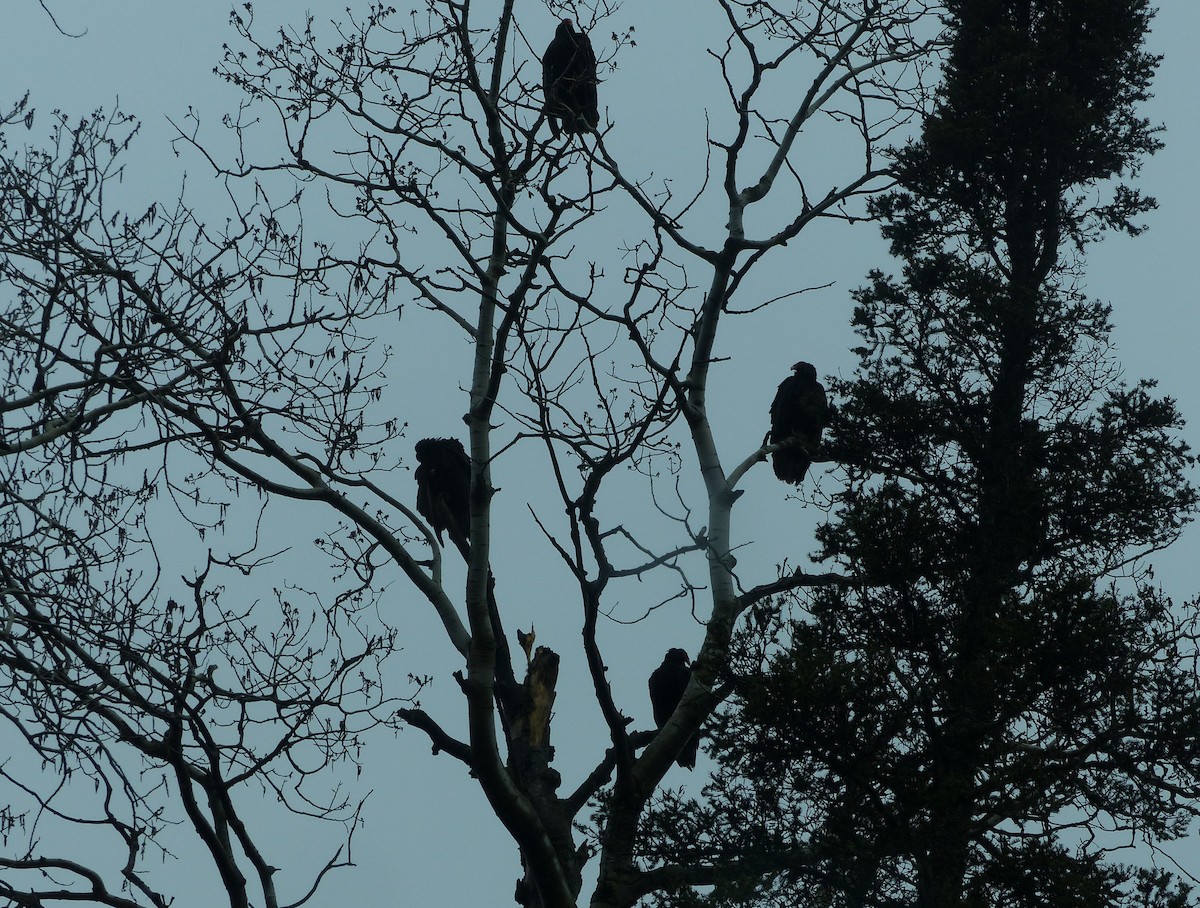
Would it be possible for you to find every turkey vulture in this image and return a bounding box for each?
[542,19,599,138]
[415,439,517,691]
[768,361,830,485]
[414,437,472,555]
[648,648,701,770]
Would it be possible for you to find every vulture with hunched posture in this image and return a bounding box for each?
[414,438,472,555]
[542,19,599,138]
[414,439,515,685]
[648,648,701,770]
[768,361,830,485]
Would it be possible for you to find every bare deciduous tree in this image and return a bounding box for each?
[1,3,941,906]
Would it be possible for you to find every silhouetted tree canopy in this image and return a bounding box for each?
[639,2,1200,907]
[3,2,1196,907]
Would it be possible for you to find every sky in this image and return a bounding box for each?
[2,1,1199,905]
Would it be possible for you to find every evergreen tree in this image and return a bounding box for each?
[644,2,1200,905]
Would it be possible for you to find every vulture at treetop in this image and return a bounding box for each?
[648,648,701,770]
[542,19,599,138]
[414,437,472,555]
[768,361,830,485]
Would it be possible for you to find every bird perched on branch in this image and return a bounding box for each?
[767,361,830,485]
[414,437,472,555]
[648,648,701,769]
[542,19,599,138]
[415,438,517,697]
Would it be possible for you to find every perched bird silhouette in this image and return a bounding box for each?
[767,361,830,485]
[414,438,472,556]
[414,438,517,689]
[648,648,701,769]
[542,19,599,138]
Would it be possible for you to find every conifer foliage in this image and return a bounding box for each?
[657,3,1200,906]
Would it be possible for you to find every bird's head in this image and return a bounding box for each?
[792,361,817,381]
[666,648,690,666]
[415,438,452,462]
[558,18,576,35]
